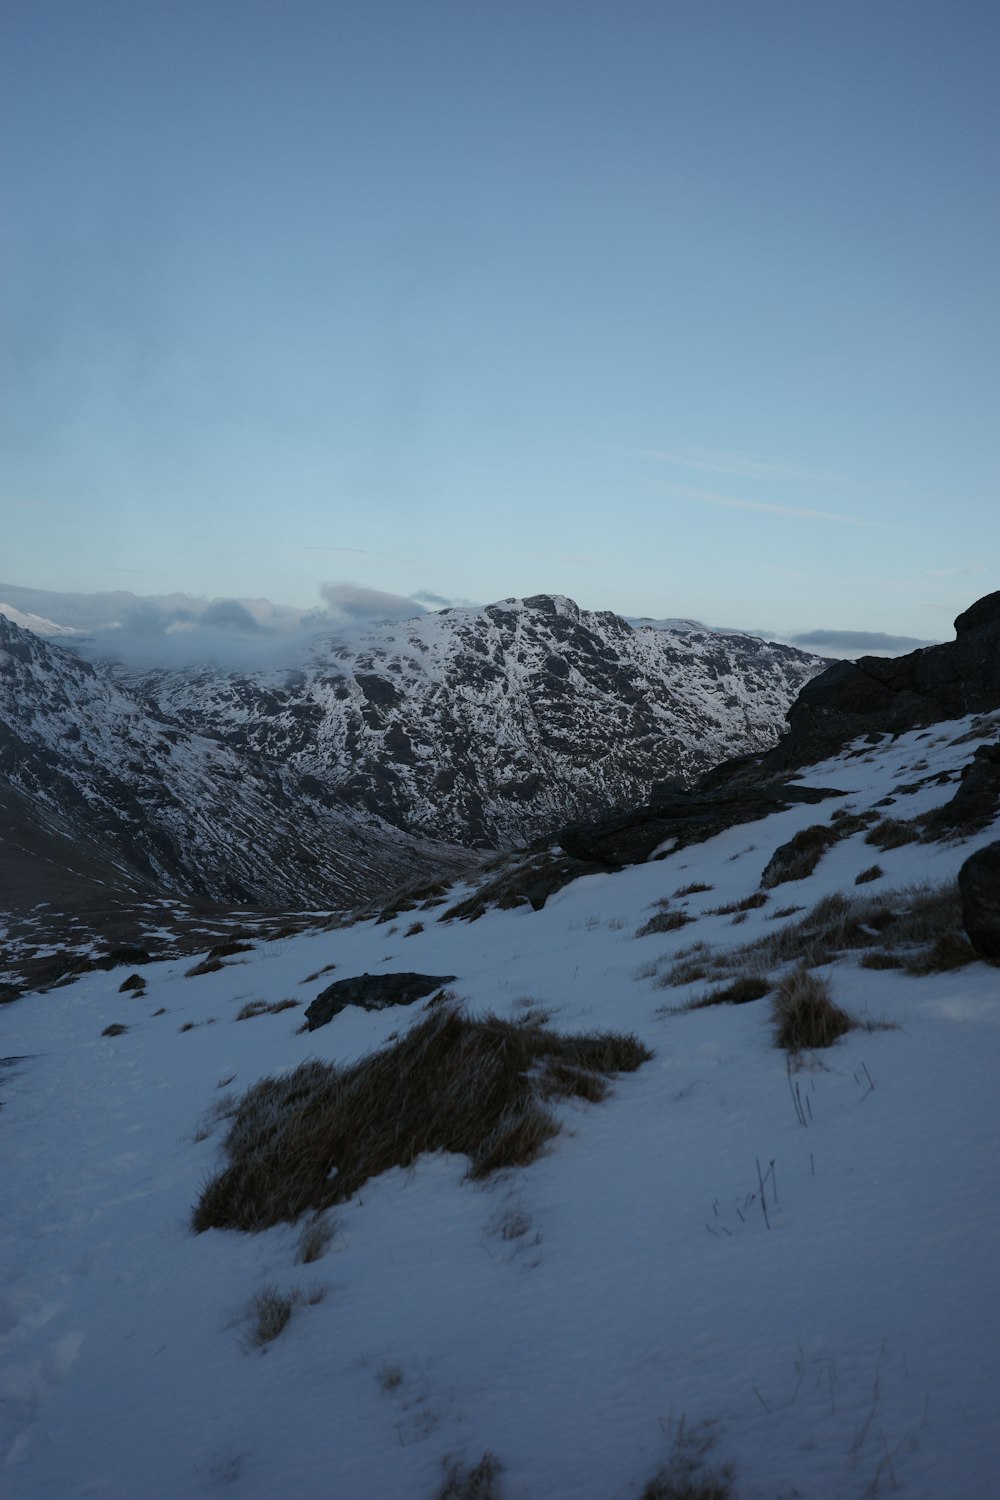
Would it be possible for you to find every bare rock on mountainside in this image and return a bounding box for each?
[560,778,845,867]
[958,842,1000,959]
[771,591,1000,768]
[304,972,457,1031]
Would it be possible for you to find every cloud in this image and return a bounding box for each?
[637,448,848,486]
[201,599,261,633]
[648,480,880,529]
[790,629,938,654]
[923,564,986,580]
[317,582,427,624]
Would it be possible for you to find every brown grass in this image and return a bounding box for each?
[636,909,693,938]
[706,892,768,915]
[674,882,714,897]
[864,816,921,850]
[185,957,225,978]
[102,1022,128,1037]
[683,975,773,1011]
[235,998,301,1021]
[192,1007,652,1233]
[855,864,883,885]
[771,968,854,1051]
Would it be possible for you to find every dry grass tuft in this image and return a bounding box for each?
[235,998,300,1021]
[771,968,854,1052]
[404,921,425,937]
[855,864,883,885]
[437,1453,503,1500]
[859,951,904,970]
[706,892,768,915]
[640,1420,733,1500]
[903,932,978,974]
[245,1285,294,1346]
[636,909,693,938]
[192,1007,651,1233]
[684,975,773,1011]
[102,1022,128,1037]
[185,957,225,978]
[297,1215,336,1263]
[864,816,922,850]
[673,882,714,897]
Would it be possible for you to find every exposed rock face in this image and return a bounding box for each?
[772,592,1000,768]
[560,779,844,867]
[958,842,1000,959]
[922,743,1000,840]
[304,973,457,1031]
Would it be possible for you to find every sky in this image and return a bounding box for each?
[2,0,998,647]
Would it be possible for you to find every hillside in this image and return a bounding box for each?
[2,704,997,1499]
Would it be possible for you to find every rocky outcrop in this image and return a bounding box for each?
[771,592,1000,769]
[958,842,1000,959]
[304,972,457,1031]
[559,779,844,867]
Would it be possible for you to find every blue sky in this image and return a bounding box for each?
[2,0,997,642]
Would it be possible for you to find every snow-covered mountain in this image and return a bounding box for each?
[0,613,472,911]
[125,594,823,848]
[1,595,820,914]
[2,705,997,1499]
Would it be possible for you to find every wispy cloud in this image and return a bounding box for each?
[923,563,986,579]
[636,448,848,485]
[647,481,881,529]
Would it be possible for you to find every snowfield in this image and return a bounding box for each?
[2,717,998,1499]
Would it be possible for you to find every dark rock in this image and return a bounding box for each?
[958,842,1000,959]
[305,972,457,1031]
[922,744,1000,840]
[118,973,146,993]
[559,780,845,867]
[94,946,153,971]
[771,592,1000,769]
[760,825,837,888]
[206,941,255,960]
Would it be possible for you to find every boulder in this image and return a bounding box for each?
[958,842,1000,960]
[922,743,1000,840]
[305,972,457,1031]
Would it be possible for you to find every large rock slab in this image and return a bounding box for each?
[958,843,1000,960]
[305,972,457,1031]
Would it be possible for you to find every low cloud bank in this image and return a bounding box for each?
[790,628,938,655]
[0,581,452,671]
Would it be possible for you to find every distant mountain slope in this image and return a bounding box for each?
[132,594,823,848]
[0,614,472,911]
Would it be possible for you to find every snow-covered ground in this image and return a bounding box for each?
[2,719,998,1499]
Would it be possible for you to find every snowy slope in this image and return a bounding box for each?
[2,714,997,1499]
[132,594,822,848]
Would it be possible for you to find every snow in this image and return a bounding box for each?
[1,718,998,1498]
